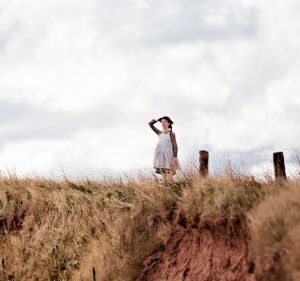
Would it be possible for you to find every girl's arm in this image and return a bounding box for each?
[148,119,162,135]
[170,132,178,157]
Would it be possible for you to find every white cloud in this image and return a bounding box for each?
[0,0,299,178]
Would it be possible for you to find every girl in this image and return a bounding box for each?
[148,116,181,185]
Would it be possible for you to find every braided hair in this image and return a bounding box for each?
[168,123,173,135]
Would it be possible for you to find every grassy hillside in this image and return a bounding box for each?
[0,163,300,280]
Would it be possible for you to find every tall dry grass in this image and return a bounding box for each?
[248,180,300,281]
[0,155,300,281]
[0,170,183,281]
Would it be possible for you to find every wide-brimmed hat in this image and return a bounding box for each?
[158,116,174,125]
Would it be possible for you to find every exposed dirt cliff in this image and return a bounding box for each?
[137,209,256,281]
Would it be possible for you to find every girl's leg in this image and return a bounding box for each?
[166,172,174,185]
[162,170,174,186]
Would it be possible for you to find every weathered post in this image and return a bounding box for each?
[273,151,287,181]
[199,150,209,177]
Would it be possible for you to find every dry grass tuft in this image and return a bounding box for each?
[248,180,300,281]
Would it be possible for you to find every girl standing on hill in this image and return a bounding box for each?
[148,116,181,185]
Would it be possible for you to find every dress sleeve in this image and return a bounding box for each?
[148,119,161,135]
[170,132,178,157]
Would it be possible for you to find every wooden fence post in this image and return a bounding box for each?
[273,151,287,181]
[199,150,209,177]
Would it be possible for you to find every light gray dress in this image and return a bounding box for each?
[153,132,180,172]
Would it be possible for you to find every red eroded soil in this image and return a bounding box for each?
[137,209,256,281]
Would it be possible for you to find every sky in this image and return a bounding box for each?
[0,0,300,180]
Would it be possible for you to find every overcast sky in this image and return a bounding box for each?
[0,0,299,180]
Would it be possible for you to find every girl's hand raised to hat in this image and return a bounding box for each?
[149,118,158,124]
